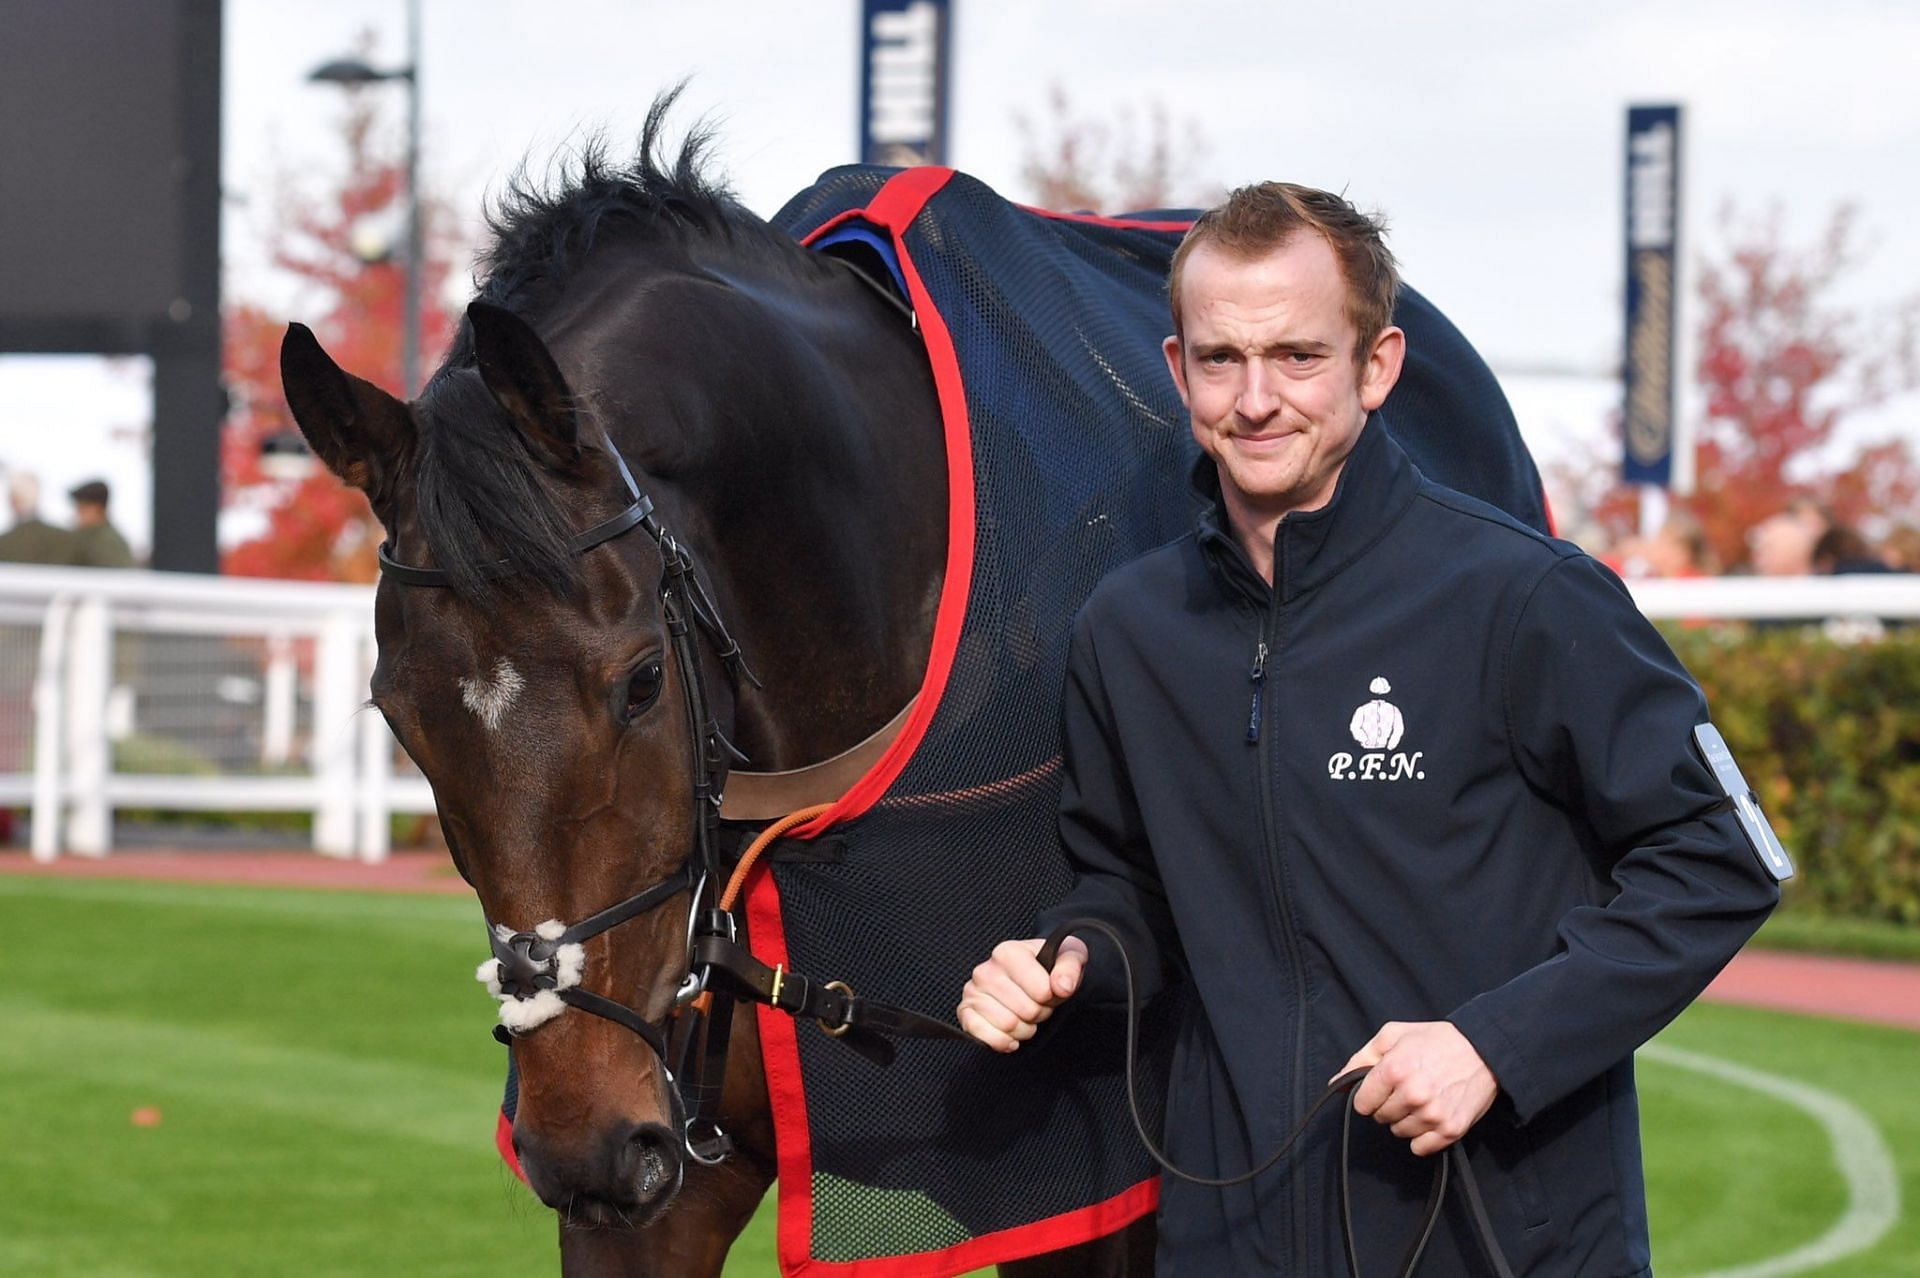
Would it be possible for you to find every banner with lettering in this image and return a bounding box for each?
[1623,104,1682,487]
[859,0,951,167]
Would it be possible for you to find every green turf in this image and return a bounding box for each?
[1751,909,1920,963]
[1,874,1912,1276]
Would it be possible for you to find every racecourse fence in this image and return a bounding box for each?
[0,563,430,863]
[2,563,1917,863]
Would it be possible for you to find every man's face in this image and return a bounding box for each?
[1164,235,1402,524]
[1749,514,1817,576]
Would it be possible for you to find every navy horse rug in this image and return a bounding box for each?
[508,164,1548,1275]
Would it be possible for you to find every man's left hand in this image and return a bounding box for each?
[1336,1021,1499,1157]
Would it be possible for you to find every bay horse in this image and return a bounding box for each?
[278,102,1151,1275]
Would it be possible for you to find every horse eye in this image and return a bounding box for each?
[622,661,664,722]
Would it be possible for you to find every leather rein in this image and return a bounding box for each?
[1038,919,1518,1278]
[381,438,967,1167]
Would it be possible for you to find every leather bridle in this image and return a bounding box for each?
[382,437,966,1167]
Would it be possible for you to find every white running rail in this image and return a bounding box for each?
[2,565,1916,864]
[0,563,429,864]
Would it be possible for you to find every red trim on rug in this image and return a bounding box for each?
[758,167,1160,1275]
[783,1177,1160,1278]
[789,166,971,841]
[745,852,818,1275]
[496,1109,527,1184]
[798,206,876,249]
[1017,203,1195,234]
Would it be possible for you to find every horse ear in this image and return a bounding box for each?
[467,300,581,467]
[279,323,413,493]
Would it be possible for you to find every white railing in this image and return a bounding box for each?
[3,564,1917,865]
[0,563,429,864]
[1628,573,1920,620]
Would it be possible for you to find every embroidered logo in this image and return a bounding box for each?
[1329,676,1426,782]
[1349,676,1404,749]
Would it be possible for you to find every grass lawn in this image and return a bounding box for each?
[1,874,1911,1276]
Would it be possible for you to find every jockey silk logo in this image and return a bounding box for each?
[1329,677,1426,782]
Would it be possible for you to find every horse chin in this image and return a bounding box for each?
[559,1172,684,1235]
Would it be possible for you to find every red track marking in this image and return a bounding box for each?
[0,848,473,895]
[1703,948,1920,1032]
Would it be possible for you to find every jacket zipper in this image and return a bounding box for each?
[1246,640,1267,743]
[1253,567,1313,1272]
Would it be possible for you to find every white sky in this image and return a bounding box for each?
[6,0,1919,556]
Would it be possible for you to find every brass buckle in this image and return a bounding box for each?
[817,980,853,1037]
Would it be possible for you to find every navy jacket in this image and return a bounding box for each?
[1037,420,1779,1275]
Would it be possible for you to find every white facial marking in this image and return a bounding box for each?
[459,658,525,733]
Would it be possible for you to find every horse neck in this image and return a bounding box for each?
[583,239,946,773]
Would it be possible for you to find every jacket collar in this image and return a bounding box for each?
[1193,416,1422,604]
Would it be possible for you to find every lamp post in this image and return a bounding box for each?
[307,0,423,397]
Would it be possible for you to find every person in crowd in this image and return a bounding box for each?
[1609,507,1716,578]
[66,479,135,568]
[1813,523,1893,576]
[1880,524,1920,572]
[1747,507,1822,576]
[957,181,1779,1275]
[0,471,76,564]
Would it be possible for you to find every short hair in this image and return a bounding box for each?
[1168,182,1399,364]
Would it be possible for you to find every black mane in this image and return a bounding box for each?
[446,86,746,365]
[412,89,751,602]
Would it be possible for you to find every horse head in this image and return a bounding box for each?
[282,302,720,1225]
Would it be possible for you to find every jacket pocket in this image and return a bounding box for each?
[1474,1114,1554,1235]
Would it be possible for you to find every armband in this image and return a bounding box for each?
[1692,723,1794,882]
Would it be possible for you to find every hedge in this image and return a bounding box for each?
[1666,626,1920,925]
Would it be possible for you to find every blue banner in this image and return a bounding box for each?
[859,0,951,167]
[1623,104,1682,486]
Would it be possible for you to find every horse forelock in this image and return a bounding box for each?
[407,371,588,604]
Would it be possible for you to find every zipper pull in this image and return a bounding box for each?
[1246,641,1268,744]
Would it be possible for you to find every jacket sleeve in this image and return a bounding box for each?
[1032,613,1179,1007]
[1447,553,1781,1123]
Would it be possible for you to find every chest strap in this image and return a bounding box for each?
[718,697,915,820]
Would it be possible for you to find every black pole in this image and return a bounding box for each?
[148,0,223,574]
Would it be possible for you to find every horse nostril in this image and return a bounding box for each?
[622,1123,683,1204]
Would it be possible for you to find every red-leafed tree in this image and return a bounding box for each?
[1568,203,1920,567]
[221,74,463,582]
[1014,84,1220,214]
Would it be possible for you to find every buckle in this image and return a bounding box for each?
[817,980,853,1038]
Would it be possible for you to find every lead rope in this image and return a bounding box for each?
[1037,919,1516,1278]
[681,804,833,1024]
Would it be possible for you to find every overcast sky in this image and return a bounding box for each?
[6,0,1918,554]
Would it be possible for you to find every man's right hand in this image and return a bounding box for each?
[956,935,1089,1052]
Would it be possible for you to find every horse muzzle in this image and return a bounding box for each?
[514,1116,687,1226]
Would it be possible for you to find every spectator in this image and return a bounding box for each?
[67,479,135,568]
[1880,524,1920,572]
[0,471,77,564]
[1610,508,1716,579]
[1813,524,1893,576]
[1747,510,1821,576]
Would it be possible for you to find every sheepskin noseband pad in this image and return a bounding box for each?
[478,921,586,1033]
[473,861,698,1042]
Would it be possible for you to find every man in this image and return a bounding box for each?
[957,183,1780,1275]
[67,479,136,568]
[0,471,76,564]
